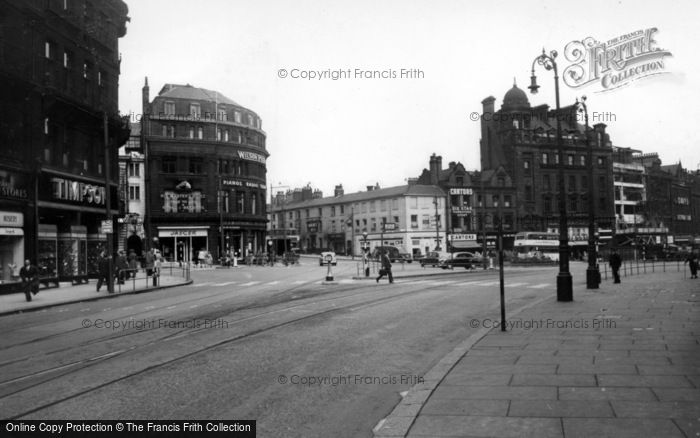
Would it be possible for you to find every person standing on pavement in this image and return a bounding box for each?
[684,252,698,279]
[19,259,39,302]
[609,249,622,284]
[115,250,129,284]
[153,250,162,286]
[144,248,155,285]
[96,251,110,292]
[376,251,394,284]
[127,250,138,278]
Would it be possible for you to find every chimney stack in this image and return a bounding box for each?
[334,184,344,197]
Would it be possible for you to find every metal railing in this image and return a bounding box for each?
[113,264,190,294]
[601,259,689,281]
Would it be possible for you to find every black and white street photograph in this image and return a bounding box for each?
[1,0,699,437]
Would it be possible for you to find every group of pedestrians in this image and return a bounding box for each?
[608,249,699,284]
[96,248,162,292]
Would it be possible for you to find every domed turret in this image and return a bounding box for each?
[502,81,530,111]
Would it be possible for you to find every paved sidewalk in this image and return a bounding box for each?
[375,272,700,437]
[0,273,191,316]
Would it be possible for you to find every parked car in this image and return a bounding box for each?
[399,253,413,263]
[418,251,451,267]
[440,252,479,269]
[371,246,402,262]
[319,251,337,266]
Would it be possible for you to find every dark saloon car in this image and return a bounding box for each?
[439,252,480,269]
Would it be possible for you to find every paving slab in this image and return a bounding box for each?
[508,400,614,418]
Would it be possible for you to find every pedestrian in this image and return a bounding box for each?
[376,251,394,284]
[115,250,128,284]
[127,250,138,278]
[144,248,155,285]
[153,250,162,286]
[205,251,213,268]
[19,259,39,302]
[609,249,622,284]
[96,251,110,292]
[684,252,698,279]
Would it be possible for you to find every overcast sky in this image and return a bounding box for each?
[118,0,700,196]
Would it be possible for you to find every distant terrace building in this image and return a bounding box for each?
[268,183,447,257]
[141,80,268,262]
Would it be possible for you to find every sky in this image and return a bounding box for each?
[118,0,700,197]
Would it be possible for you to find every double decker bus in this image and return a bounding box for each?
[513,232,590,261]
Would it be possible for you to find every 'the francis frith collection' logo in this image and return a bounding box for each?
[563,28,672,92]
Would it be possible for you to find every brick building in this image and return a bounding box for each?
[0,0,130,288]
[141,80,268,263]
[479,83,616,238]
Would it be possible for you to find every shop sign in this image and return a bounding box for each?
[237,151,266,164]
[0,212,23,227]
[0,171,28,200]
[0,227,23,236]
[51,177,105,205]
[222,179,266,189]
[451,206,473,215]
[449,233,477,241]
[158,229,209,237]
[449,188,473,195]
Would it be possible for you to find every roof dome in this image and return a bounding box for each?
[502,82,530,111]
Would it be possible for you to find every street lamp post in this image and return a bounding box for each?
[576,96,601,289]
[529,48,573,302]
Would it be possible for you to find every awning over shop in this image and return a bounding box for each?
[450,240,481,249]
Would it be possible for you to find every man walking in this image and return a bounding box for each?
[376,251,394,284]
[96,251,110,292]
[19,259,39,302]
[685,252,698,279]
[609,249,622,284]
[144,248,155,286]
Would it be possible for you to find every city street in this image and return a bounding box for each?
[0,260,576,437]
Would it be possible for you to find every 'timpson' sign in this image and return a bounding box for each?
[51,177,106,205]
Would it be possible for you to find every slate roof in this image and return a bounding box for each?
[272,185,446,210]
[157,84,242,107]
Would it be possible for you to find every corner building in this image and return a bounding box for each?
[142,81,268,262]
[0,0,130,288]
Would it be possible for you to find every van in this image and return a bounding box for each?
[371,246,401,262]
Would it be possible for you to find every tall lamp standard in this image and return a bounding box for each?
[576,96,601,289]
[529,48,573,302]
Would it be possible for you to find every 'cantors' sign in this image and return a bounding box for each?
[51,178,105,205]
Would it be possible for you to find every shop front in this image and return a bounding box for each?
[157,226,209,264]
[0,168,30,290]
[0,212,25,284]
[37,171,117,282]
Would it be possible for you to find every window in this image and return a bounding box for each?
[543,174,551,191]
[128,185,140,201]
[340,205,345,215]
[167,125,175,138]
[318,208,322,216]
[542,153,549,165]
[492,195,499,207]
[248,114,254,126]
[251,195,257,215]
[525,185,533,201]
[567,155,574,166]
[224,130,229,142]
[237,132,242,143]
[189,158,203,174]
[380,200,387,211]
[127,163,140,177]
[581,176,588,190]
[189,104,201,119]
[98,70,104,86]
[45,41,53,59]
[188,126,194,139]
[370,201,376,212]
[218,108,227,121]
[234,111,241,123]
[523,160,530,170]
[162,157,177,173]
[197,127,203,139]
[217,129,222,141]
[330,206,336,217]
[63,51,71,69]
[44,117,50,135]
[568,175,576,192]
[497,177,505,187]
[83,62,91,79]
[164,102,175,116]
[554,153,560,164]
[504,195,512,207]
[543,195,552,213]
[569,196,577,212]
[597,156,606,167]
[580,155,586,166]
